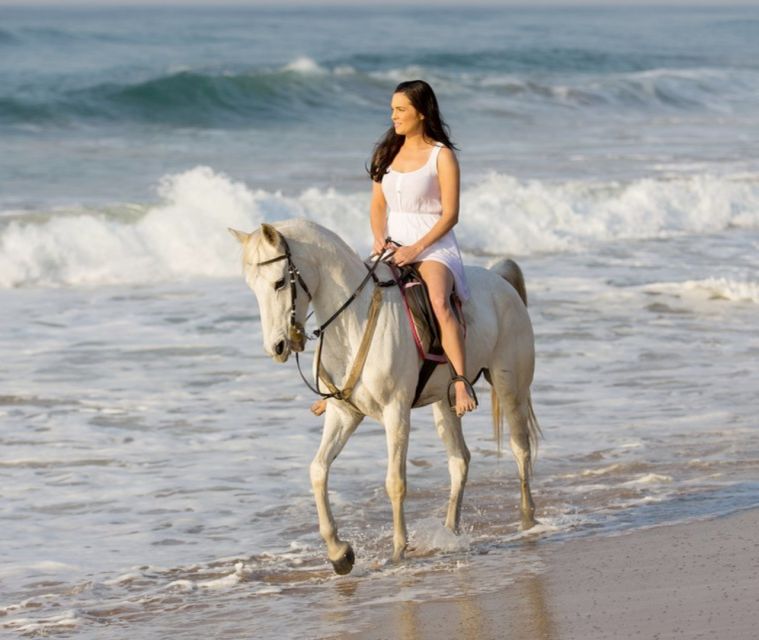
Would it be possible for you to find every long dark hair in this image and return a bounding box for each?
[368,80,457,182]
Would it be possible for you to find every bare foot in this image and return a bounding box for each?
[310,399,327,416]
[454,381,477,417]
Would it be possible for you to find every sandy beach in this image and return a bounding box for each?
[344,509,759,640]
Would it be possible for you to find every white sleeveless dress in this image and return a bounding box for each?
[382,143,471,301]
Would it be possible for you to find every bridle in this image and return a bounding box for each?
[256,234,393,401]
[256,235,312,350]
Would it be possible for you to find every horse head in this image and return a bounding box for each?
[229,223,312,363]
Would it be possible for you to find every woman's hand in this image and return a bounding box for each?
[372,237,388,257]
[391,243,423,267]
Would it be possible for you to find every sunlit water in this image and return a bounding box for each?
[3,228,758,637]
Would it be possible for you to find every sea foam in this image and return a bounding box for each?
[1,166,758,289]
[645,277,759,304]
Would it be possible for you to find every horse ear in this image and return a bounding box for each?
[260,223,283,249]
[228,228,250,244]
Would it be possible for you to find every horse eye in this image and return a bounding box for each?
[274,278,286,291]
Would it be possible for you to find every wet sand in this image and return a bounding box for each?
[342,509,759,640]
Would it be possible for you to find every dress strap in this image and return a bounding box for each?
[428,143,444,173]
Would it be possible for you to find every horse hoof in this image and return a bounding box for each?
[390,546,407,564]
[521,514,538,530]
[330,545,355,575]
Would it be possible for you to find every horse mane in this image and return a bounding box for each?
[272,219,366,275]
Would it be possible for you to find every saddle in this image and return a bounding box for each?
[388,263,465,407]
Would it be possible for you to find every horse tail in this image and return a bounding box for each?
[491,390,505,455]
[488,258,540,461]
[489,258,527,307]
[490,391,542,466]
[525,393,542,469]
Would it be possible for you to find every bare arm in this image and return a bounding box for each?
[370,179,388,255]
[392,147,460,266]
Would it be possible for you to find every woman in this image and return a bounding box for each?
[372,79,476,417]
[311,80,475,418]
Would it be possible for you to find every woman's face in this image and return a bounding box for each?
[391,92,424,137]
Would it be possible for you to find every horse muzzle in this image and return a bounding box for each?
[270,324,306,363]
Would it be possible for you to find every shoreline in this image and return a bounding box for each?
[341,508,759,640]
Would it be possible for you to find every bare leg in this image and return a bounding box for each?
[382,404,411,562]
[417,261,476,416]
[431,400,470,532]
[309,403,363,574]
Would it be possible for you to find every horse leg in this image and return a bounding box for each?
[309,403,363,575]
[382,405,411,563]
[431,400,470,533]
[507,399,537,529]
[492,371,537,529]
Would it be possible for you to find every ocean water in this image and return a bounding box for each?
[2,5,759,638]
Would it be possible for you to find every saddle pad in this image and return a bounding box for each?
[396,265,464,363]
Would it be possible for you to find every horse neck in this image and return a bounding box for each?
[295,228,373,339]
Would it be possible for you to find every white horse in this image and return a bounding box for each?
[230,219,540,575]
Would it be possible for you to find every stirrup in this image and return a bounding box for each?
[447,375,479,415]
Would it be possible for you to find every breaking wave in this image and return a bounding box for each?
[2,166,758,289]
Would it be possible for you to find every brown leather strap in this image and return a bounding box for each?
[317,285,383,405]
